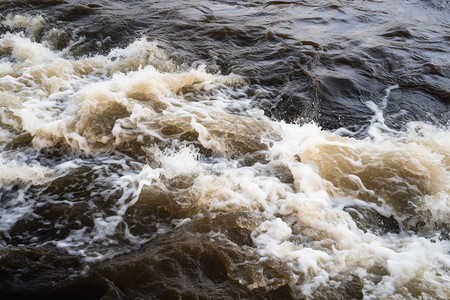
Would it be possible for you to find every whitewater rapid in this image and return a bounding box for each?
[0,13,449,299]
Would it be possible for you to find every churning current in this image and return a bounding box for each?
[0,1,449,299]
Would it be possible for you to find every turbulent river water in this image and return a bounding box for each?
[0,1,449,299]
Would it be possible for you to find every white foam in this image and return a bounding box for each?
[0,156,56,185]
[155,145,200,179]
[2,13,46,36]
[0,26,449,298]
[0,33,56,65]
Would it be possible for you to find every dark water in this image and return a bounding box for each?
[0,1,449,299]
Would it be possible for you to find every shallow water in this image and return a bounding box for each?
[0,1,449,299]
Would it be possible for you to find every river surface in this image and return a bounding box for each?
[0,1,449,299]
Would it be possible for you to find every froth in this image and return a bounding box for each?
[2,14,46,36]
[0,32,257,154]
[178,119,450,298]
[1,22,449,299]
[0,34,56,65]
[0,155,55,185]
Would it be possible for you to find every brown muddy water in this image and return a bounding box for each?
[0,1,449,299]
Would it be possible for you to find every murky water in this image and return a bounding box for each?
[0,1,449,299]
